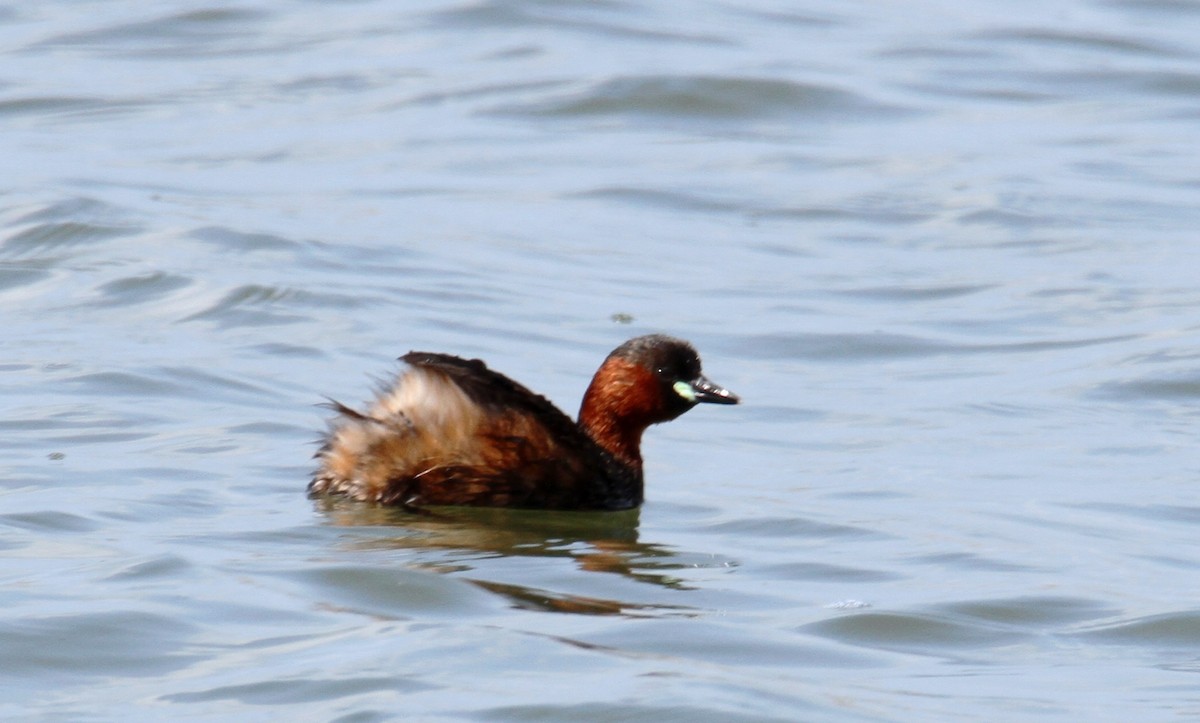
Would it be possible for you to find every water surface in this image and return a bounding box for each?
[3,1,1200,720]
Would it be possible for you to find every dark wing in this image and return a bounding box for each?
[400,351,583,441]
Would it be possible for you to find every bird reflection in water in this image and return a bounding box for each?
[312,497,704,617]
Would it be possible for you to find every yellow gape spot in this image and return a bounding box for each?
[672,380,697,402]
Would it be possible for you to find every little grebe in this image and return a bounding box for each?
[309,334,738,510]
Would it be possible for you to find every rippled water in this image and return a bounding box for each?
[4,1,1200,719]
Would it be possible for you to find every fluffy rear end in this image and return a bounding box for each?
[310,366,486,503]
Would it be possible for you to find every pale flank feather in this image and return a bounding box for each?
[311,366,486,502]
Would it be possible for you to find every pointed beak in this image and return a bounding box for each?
[690,375,739,405]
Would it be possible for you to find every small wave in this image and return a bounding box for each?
[804,610,1028,653]
[1072,610,1200,646]
[2,220,137,257]
[1093,374,1200,401]
[726,331,1139,362]
[492,74,903,124]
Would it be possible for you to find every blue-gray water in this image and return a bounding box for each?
[3,1,1200,720]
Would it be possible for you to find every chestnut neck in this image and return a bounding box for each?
[577,358,661,471]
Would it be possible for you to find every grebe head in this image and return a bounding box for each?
[579,335,738,466]
[611,334,738,420]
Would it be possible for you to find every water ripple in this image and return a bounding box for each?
[1093,374,1200,402]
[31,8,271,58]
[493,74,903,123]
[803,610,1029,654]
[95,271,192,307]
[0,610,198,677]
[0,265,50,293]
[180,284,354,327]
[1,510,99,534]
[0,96,151,122]
[699,516,885,540]
[761,561,903,584]
[163,674,434,705]
[285,565,499,620]
[974,27,1189,59]
[60,366,274,404]
[427,3,730,45]
[569,186,748,214]
[102,554,194,582]
[1,220,138,257]
[189,226,304,252]
[726,331,1139,362]
[832,284,996,302]
[1072,611,1200,647]
[937,596,1120,627]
